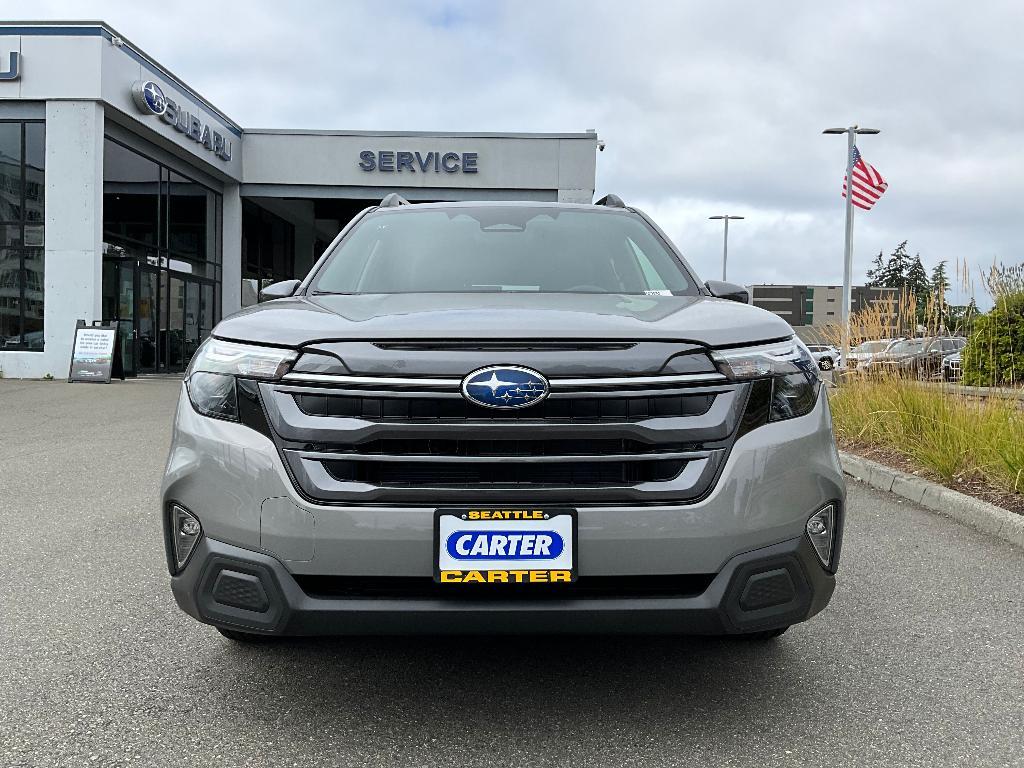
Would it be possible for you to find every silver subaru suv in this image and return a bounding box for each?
[162,195,845,641]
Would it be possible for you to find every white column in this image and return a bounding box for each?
[221,183,242,317]
[293,200,316,277]
[37,101,104,378]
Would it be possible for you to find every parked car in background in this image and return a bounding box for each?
[915,337,967,379]
[865,336,966,379]
[942,350,962,382]
[806,344,841,371]
[846,339,901,369]
[806,348,839,374]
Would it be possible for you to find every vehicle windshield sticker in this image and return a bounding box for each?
[644,290,673,296]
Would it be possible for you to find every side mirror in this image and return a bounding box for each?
[704,280,750,304]
[259,279,301,301]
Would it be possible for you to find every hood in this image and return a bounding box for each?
[213,292,793,349]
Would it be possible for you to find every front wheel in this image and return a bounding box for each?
[818,357,834,371]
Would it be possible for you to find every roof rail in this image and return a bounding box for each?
[380,193,411,208]
[595,194,626,208]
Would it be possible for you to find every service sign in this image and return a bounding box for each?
[68,325,118,383]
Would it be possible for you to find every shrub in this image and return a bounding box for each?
[961,291,1024,387]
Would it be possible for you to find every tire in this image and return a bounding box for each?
[734,626,789,641]
[217,626,272,643]
[818,357,834,371]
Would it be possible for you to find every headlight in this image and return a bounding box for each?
[711,338,815,379]
[185,339,297,422]
[712,338,820,421]
[187,338,297,379]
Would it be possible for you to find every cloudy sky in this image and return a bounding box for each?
[12,0,1022,304]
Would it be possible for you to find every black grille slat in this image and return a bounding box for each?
[294,392,714,421]
[309,437,698,458]
[323,458,686,487]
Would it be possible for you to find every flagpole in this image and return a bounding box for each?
[823,124,881,373]
[841,130,856,370]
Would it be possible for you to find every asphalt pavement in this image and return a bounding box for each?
[1,379,1021,767]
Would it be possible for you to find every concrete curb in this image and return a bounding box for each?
[839,451,1023,550]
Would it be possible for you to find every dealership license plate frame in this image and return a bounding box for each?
[433,508,578,585]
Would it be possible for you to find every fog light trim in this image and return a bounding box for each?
[171,504,203,573]
[805,504,836,568]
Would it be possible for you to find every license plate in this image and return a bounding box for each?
[434,508,577,584]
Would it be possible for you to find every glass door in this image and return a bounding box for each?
[117,262,136,376]
[137,267,159,374]
[101,257,138,377]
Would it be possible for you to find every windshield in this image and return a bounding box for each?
[889,340,925,354]
[311,207,698,295]
[855,341,890,353]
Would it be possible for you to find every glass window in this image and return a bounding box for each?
[102,138,222,371]
[168,170,209,261]
[23,123,44,223]
[311,207,697,296]
[0,121,45,350]
[0,247,20,345]
[103,139,160,248]
[0,123,22,223]
[241,200,295,306]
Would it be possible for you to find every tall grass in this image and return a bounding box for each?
[829,378,1024,494]
[823,260,1024,498]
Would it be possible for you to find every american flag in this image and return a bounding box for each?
[843,146,888,210]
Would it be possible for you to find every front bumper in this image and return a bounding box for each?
[171,533,836,636]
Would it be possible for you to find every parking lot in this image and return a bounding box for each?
[1,378,1022,767]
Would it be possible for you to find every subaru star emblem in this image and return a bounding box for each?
[461,366,549,409]
[131,80,167,116]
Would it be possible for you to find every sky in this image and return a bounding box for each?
[10,0,1023,305]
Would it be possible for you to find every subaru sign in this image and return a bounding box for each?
[0,51,21,81]
[131,80,233,162]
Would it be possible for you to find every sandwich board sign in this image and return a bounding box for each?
[68,320,124,383]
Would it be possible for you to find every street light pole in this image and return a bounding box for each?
[708,215,744,282]
[822,125,880,370]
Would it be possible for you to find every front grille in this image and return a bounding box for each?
[293,392,714,421]
[294,574,717,600]
[323,457,687,487]
[258,350,747,506]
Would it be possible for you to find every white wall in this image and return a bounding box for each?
[221,184,242,318]
[1,101,104,378]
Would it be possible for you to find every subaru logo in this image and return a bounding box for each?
[131,80,167,116]
[461,365,549,409]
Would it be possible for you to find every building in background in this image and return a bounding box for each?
[0,22,599,378]
[749,284,899,342]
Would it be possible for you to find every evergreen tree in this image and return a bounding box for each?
[872,241,912,290]
[866,250,885,286]
[906,255,931,323]
[887,241,912,290]
[930,260,950,331]
[930,260,949,305]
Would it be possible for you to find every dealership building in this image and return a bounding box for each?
[749,284,900,342]
[0,21,599,378]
